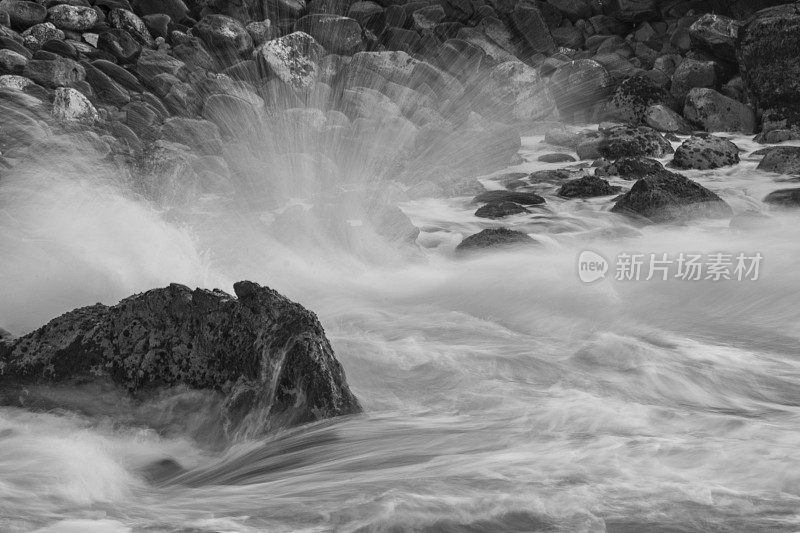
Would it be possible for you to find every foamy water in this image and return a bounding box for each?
[2,131,800,532]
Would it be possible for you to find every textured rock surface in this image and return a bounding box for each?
[756,146,800,176]
[611,170,732,223]
[763,188,800,207]
[672,135,740,170]
[0,281,361,439]
[683,88,756,134]
[456,228,537,252]
[557,176,622,198]
[599,125,674,159]
[254,31,322,90]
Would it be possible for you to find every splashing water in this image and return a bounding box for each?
[3,90,800,533]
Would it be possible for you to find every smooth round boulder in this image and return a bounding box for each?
[475,201,529,219]
[455,228,537,253]
[764,188,800,207]
[47,5,99,31]
[672,135,740,170]
[598,125,673,159]
[756,146,800,176]
[472,190,545,206]
[557,175,622,198]
[538,153,575,163]
[549,59,613,120]
[0,48,27,74]
[0,0,46,30]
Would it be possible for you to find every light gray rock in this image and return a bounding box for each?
[683,87,757,134]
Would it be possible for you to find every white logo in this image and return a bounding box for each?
[578,250,609,283]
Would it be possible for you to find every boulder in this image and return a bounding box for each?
[474,201,529,218]
[670,58,719,103]
[512,3,555,55]
[135,0,189,22]
[52,86,98,122]
[672,135,739,170]
[192,14,253,60]
[455,227,537,253]
[598,125,673,159]
[611,170,732,223]
[606,74,673,124]
[595,156,664,180]
[0,48,27,75]
[93,58,143,91]
[109,8,154,48]
[683,87,757,134]
[253,31,323,90]
[736,5,800,135]
[549,59,613,120]
[557,175,622,198]
[161,116,223,155]
[21,22,63,51]
[756,146,800,176]
[0,0,46,30]
[472,190,545,206]
[606,0,657,24]
[98,28,142,63]
[22,56,84,88]
[46,5,99,31]
[82,60,130,106]
[538,153,575,163]
[0,281,362,440]
[689,13,739,62]
[763,188,800,206]
[475,60,555,123]
[136,48,186,87]
[644,103,691,134]
[294,14,363,56]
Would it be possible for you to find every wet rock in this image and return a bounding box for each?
[608,0,657,24]
[596,156,664,180]
[135,0,189,22]
[611,170,732,223]
[171,36,216,72]
[82,60,130,106]
[538,153,575,163]
[246,20,274,46]
[455,227,537,253]
[475,60,554,123]
[294,14,363,56]
[46,5,99,31]
[52,86,98,123]
[544,127,582,149]
[549,59,613,120]
[737,5,800,136]
[0,0,46,30]
[672,135,739,170]
[683,88,756,134]
[472,190,545,206]
[93,58,143,91]
[202,93,264,136]
[42,39,78,59]
[598,125,673,159]
[557,175,621,198]
[0,48,26,74]
[512,3,554,55]
[22,56,84,88]
[0,281,362,439]
[529,168,571,183]
[644,103,691,134]
[546,0,590,21]
[475,201,529,218]
[689,13,739,62]
[22,22,64,51]
[606,74,672,124]
[192,14,253,61]
[756,146,800,176]
[109,8,154,47]
[161,117,222,155]
[763,188,800,207]
[253,31,323,91]
[670,58,719,104]
[98,28,142,63]
[576,137,601,160]
[136,48,185,87]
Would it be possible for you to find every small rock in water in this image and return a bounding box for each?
[472,190,545,206]
[475,201,529,219]
[764,188,800,207]
[672,135,740,170]
[529,169,572,184]
[46,5,99,31]
[456,227,538,253]
[538,153,575,163]
[0,0,47,30]
[595,156,665,180]
[558,176,622,198]
[757,146,800,176]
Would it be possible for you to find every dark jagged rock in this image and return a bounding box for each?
[606,74,673,124]
[512,3,555,55]
[557,175,622,198]
[0,281,361,439]
[670,57,719,104]
[672,135,740,170]
[611,170,732,223]
[689,13,740,62]
[455,227,537,253]
[472,190,545,206]
[756,146,800,176]
[763,188,800,206]
[606,0,658,24]
[598,125,673,159]
[737,5,800,136]
[475,201,529,219]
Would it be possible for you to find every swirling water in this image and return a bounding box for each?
[2,130,800,532]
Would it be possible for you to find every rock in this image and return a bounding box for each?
[22,56,84,88]
[472,190,545,206]
[93,59,143,91]
[546,0,590,21]
[52,86,98,122]
[512,3,554,55]
[756,146,800,176]
[98,28,142,63]
[544,127,582,148]
[345,50,418,88]
[266,0,306,21]
[672,135,739,170]
[46,5,99,31]
[670,58,719,104]
[557,175,622,198]
[82,60,130,106]
[644,103,691,134]
[0,0,46,30]
[136,48,185,88]
[0,48,26,74]
[529,168,572,183]
[607,0,657,24]
[683,88,757,134]
[135,0,189,22]
[736,5,800,136]
[246,20,274,46]
[549,59,613,120]
[202,93,264,136]
[161,117,223,155]
[109,8,154,48]
[192,14,253,60]
[171,36,216,72]
[611,170,732,223]
[577,137,601,159]
[253,31,323,91]
[21,22,64,51]
[42,39,78,59]
[538,153,575,163]
[455,227,537,253]
[689,13,739,62]
[0,281,362,440]
[598,125,673,159]
[474,201,529,218]
[763,188,800,206]
[475,60,555,123]
[606,74,672,124]
[596,156,664,180]
[294,14,363,56]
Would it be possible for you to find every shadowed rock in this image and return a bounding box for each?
[0,281,361,440]
[756,146,800,176]
[764,188,800,207]
[456,227,538,253]
[558,176,622,198]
